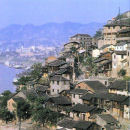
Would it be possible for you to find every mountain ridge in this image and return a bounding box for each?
[0,22,104,50]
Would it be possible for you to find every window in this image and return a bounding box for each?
[57,81,59,85]
[73,94,75,98]
[128,52,129,56]
[105,81,107,85]
[114,55,116,59]
[52,89,54,92]
[121,55,124,59]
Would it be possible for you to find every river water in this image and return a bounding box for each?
[0,64,22,93]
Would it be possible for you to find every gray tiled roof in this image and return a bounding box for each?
[49,96,71,105]
[81,92,128,102]
[48,60,66,67]
[108,80,127,90]
[70,89,88,95]
[50,75,70,81]
[83,80,107,93]
[71,104,96,113]
[114,51,127,55]
[98,114,118,124]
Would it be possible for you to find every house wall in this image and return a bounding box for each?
[103,26,127,45]
[115,44,127,51]
[124,105,130,120]
[7,99,16,112]
[62,74,71,80]
[92,49,100,58]
[71,94,83,105]
[64,43,79,51]
[69,35,92,47]
[112,53,127,77]
[109,89,128,96]
[50,80,70,95]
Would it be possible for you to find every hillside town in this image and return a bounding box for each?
[0,11,130,130]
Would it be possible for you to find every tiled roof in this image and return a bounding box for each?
[74,121,95,129]
[50,75,69,81]
[83,80,107,93]
[108,80,127,90]
[121,97,130,106]
[81,92,128,102]
[100,44,111,50]
[104,22,130,27]
[48,60,66,67]
[94,58,108,63]
[49,96,71,105]
[57,118,76,129]
[97,114,118,124]
[64,41,80,46]
[116,42,127,46]
[71,104,96,113]
[114,51,127,55]
[70,89,88,95]
[71,34,91,38]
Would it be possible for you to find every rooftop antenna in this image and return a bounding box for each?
[118,7,121,22]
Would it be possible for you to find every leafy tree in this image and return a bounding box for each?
[30,63,43,81]
[94,29,102,38]
[0,108,15,124]
[13,76,30,86]
[0,90,12,108]
[83,56,98,76]
[32,104,64,127]
[2,90,12,97]
[16,99,32,130]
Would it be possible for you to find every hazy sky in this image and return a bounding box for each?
[0,0,129,28]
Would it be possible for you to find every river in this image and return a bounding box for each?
[0,64,22,93]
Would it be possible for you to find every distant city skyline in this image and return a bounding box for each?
[0,0,129,29]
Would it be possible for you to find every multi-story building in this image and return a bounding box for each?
[116,28,130,42]
[50,75,70,96]
[103,23,129,45]
[112,51,127,77]
[69,34,92,48]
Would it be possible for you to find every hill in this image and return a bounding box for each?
[0,22,104,50]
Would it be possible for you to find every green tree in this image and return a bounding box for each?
[30,63,43,81]
[13,76,30,86]
[0,108,15,124]
[16,99,32,130]
[0,90,12,108]
[83,56,98,76]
